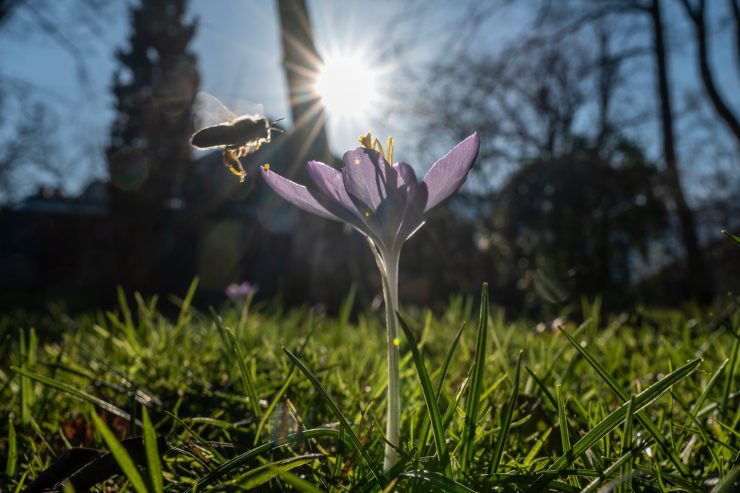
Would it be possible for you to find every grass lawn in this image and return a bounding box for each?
[1,282,738,491]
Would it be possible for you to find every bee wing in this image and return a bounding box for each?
[229,97,264,120]
[193,91,239,130]
[193,91,264,130]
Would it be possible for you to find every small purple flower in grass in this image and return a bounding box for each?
[260,131,479,470]
[225,281,258,299]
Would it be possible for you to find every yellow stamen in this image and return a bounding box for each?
[262,163,270,171]
[358,132,373,149]
[392,337,400,347]
[358,131,396,164]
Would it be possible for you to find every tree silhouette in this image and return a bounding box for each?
[492,148,669,306]
[107,0,199,291]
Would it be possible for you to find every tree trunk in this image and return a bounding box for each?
[650,0,712,301]
[277,0,331,167]
[276,0,333,301]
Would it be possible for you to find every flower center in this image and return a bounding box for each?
[358,132,394,164]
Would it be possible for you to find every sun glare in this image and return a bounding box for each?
[315,54,379,119]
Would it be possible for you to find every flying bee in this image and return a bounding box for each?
[190,91,284,182]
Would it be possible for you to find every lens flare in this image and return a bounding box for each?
[315,55,379,119]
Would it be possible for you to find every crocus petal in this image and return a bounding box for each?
[342,147,396,212]
[395,162,428,241]
[423,132,480,211]
[306,160,360,216]
[394,161,419,191]
[260,166,342,222]
[393,162,427,242]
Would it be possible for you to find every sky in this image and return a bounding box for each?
[0,0,541,200]
[0,0,737,201]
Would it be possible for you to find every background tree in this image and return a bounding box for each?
[401,0,734,303]
[0,0,118,204]
[107,0,199,291]
[491,148,669,308]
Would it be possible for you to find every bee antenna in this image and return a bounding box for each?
[271,117,286,125]
[271,126,285,134]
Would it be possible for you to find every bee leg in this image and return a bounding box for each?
[223,150,247,182]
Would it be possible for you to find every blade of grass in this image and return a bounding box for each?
[90,410,148,493]
[268,463,327,493]
[462,283,489,471]
[631,463,703,492]
[556,384,578,488]
[184,428,342,492]
[558,326,690,475]
[721,229,740,247]
[165,411,227,464]
[400,470,477,493]
[556,384,571,454]
[113,286,141,353]
[721,328,739,414]
[176,277,199,328]
[581,445,641,493]
[490,351,522,474]
[443,375,470,432]
[417,322,465,457]
[19,329,30,426]
[710,465,740,493]
[670,390,723,477]
[12,366,131,421]
[335,283,357,346]
[397,312,452,479]
[522,427,553,468]
[234,454,321,489]
[255,372,295,445]
[6,418,16,477]
[282,347,384,486]
[211,309,261,418]
[619,397,635,493]
[525,367,557,411]
[526,357,701,492]
[11,472,28,493]
[141,406,163,493]
[689,358,728,421]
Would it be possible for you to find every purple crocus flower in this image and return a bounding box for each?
[260,132,479,254]
[260,132,479,470]
[225,281,258,299]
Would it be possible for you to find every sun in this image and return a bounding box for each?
[314,54,380,120]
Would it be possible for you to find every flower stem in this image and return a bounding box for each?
[383,252,400,471]
[369,241,401,472]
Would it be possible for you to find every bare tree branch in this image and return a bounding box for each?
[677,0,740,145]
[0,0,26,27]
[23,1,90,91]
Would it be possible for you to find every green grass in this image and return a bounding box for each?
[0,284,738,491]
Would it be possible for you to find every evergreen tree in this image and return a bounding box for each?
[107,0,199,290]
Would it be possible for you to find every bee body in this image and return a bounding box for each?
[189,92,282,182]
[190,115,271,151]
